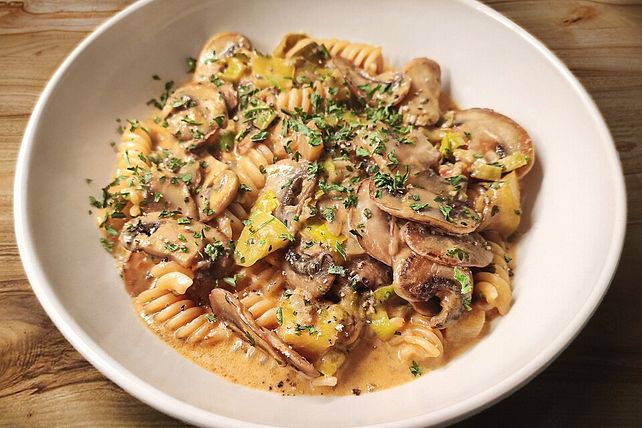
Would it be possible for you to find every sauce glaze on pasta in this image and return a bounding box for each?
[94,32,534,395]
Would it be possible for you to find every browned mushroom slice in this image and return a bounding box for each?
[348,180,401,266]
[344,255,392,290]
[120,212,231,269]
[144,170,198,219]
[453,108,535,177]
[401,222,493,267]
[197,158,239,222]
[261,160,317,234]
[209,289,320,378]
[393,248,472,329]
[120,249,158,296]
[399,57,441,126]
[194,32,252,84]
[283,246,336,300]
[332,57,411,106]
[370,172,481,235]
[353,127,440,175]
[160,84,228,150]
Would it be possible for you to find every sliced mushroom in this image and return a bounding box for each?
[393,247,472,329]
[453,108,534,177]
[344,255,392,290]
[332,57,411,106]
[120,212,231,269]
[144,170,198,219]
[284,245,336,300]
[370,172,481,235]
[119,250,158,296]
[261,160,317,234]
[348,180,401,266]
[160,84,228,150]
[197,158,239,222]
[353,127,440,175]
[209,288,320,377]
[401,222,493,267]
[399,57,441,126]
[194,32,252,84]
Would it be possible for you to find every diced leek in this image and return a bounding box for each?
[499,152,529,172]
[250,54,294,90]
[277,301,345,357]
[471,160,502,181]
[234,211,291,267]
[322,157,336,177]
[217,129,235,152]
[219,56,247,82]
[300,222,346,250]
[439,131,466,157]
[316,349,346,377]
[234,190,288,266]
[252,109,277,130]
[373,284,396,305]
[251,190,279,214]
[369,309,404,341]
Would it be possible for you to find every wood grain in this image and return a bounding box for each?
[0,1,640,426]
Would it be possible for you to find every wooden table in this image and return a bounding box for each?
[1,1,640,426]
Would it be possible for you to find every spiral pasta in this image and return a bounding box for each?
[214,202,249,240]
[113,124,152,216]
[276,83,325,115]
[390,314,444,365]
[228,144,276,208]
[473,236,513,316]
[320,39,384,75]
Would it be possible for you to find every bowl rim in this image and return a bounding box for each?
[13,0,626,426]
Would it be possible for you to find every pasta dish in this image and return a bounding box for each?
[92,32,535,394]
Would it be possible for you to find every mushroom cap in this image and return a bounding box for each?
[393,248,472,329]
[194,32,252,84]
[401,221,493,267]
[369,173,481,235]
[262,160,317,234]
[344,255,392,291]
[196,158,239,222]
[161,83,228,149]
[120,212,231,269]
[453,108,535,177]
[399,57,441,126]
[283,245,337,300]
[145,169,198,219]
[353,127,440,176]
[209,288,320,377]
[120,250,157,296]
[348,180,400,266]
[332,57,411,106]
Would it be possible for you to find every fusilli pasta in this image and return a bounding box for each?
[390,314,444,365]
[474,235,513,316]
[320,39,384,75]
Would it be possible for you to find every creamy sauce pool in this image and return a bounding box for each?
[135,303,489,396]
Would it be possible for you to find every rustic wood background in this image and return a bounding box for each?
[0,1,640,426]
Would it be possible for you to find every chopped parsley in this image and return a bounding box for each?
[453,266,472,296]
[409,361,422,377]
[322,207,335,223]
[446,247,469,262]
[204,240,227,261]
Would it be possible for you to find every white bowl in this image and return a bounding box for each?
[14,0,626,426]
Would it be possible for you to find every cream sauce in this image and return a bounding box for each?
[135,304,488,396]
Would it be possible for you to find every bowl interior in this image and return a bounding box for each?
[16,0,625,426]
